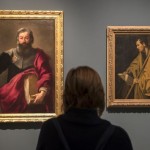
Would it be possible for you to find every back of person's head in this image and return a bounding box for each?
[63,66,105,116]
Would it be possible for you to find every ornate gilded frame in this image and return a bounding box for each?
[107,26,150,108]
[0,10,63,122]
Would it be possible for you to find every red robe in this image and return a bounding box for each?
[0,49,52,113]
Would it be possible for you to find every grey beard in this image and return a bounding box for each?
[17,44,32,56]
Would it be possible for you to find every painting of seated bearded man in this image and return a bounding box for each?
[0,27,53,113]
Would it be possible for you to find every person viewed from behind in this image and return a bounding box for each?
[36,66,133,150]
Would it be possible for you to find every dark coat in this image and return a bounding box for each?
[36,108,133,150]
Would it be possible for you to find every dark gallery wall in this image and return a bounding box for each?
[0,0,150,150]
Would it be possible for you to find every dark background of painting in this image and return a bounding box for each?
[1,0,150,150]
[115,34,150,98]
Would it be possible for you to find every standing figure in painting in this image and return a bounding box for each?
[118,36,150,99]
[0,28,53,113]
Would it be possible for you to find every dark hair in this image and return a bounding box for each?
[63,66,105,116]
[136,36,149,46]
[16,28,34,44]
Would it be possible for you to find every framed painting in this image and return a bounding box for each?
[0,10,63,122]
[107,26,150,108]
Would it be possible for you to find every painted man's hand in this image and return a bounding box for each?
[32,91,46,104]
[133,78,139,84]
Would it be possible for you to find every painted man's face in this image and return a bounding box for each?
[18,31,31,49]
[136,40,146,52]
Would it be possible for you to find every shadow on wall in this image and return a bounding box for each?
[0,122,43,130]
[107,107,150,113]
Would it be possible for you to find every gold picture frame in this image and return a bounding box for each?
[107,26,150,108]
[0,10,63,122]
